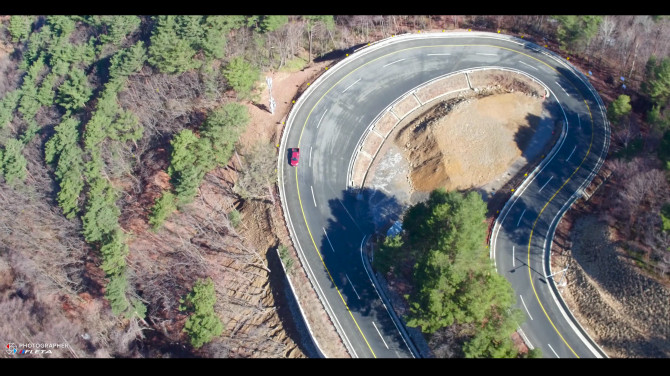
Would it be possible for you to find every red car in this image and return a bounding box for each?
[289,148,300,166]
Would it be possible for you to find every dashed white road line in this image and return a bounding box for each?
[342,78,361,93]
[383,58,406,67]
[518,60,538,70]
[520,295,533,320]
[577,114,581,130]
[309,146,313,167]
[316,109,327,129]
[556,81,570,96]
[476,53,497,56]
[539,176,554,192]
[517,209,526,227]
[311,185,317,207]
[323,227,335,253]
[427,53,451,56]
[512,246,515,267]
[548,343,559,358]
[372,321,389,349]
[345,274,361,300]
[566,145,577,162]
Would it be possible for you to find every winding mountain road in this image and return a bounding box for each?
[278,32,610,358]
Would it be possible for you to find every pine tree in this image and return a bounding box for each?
[0,91,21,129]
[109,41,147,80]
[9,15,33,43]
[181,278,224,348]
[607,94,632,124]
[222,57,259,98]
[56,68,93,112]
[148,16,199,74]
[149,191,177,230]
[200,102,249,166]
[1,139,27,184]
[98,16,141,46]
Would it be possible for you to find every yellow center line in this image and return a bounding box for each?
[291,40,599,358]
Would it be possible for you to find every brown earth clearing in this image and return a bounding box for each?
[395,92,544,193]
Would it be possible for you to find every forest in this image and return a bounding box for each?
[0,15,669,358]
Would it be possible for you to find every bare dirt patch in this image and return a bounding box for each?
[551,210,670,358]
[395,92,544,193]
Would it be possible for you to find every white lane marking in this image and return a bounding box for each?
[518,60,538,70]
[556,81,570,96]
[342,78,361,93]
[539,176,554,192]
[311,185,317,207]
[427,53,451,56]
[323,227,335,253]
[383,58,406,67]
[577,114,581,130]
[566,145,577,162]
[512,246,515,267]
[476,53,497,56]
[516,209,526,227]
[372,321,389,349]
[309,146,313,167]
[316,109,327,129]
[345,274,361,300]
[548,343,559,358]
[520,295,534,320]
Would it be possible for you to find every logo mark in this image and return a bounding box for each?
[6,343,17,354]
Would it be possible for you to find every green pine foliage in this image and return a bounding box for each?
[554,16,602,53]
[83,88,120,150]
[105,272,130,316]
[45,117,85,218]
[36,73,57,106]
[98,16,142,46]
[56,68,93,112]
[167,129,208,204]
[385,189,523,357]
[229,209,241,228]
[45,16,76,40]
[222,56,259,98]
[0,91,21,129]
[462,307,523,358]
[200,16,243,60]
[21,27,52,70]
[200,102,250,166]
[82,177,120,243]
[644,56,670,106]
[149,191,177,230]
[181,278,224,348]
[108,109,143,143]
[607,94,632,125]
[175,16,205,48]
[108,41,147,80]
[166,104,249,205]
[9,16,33,43]
[258,15,288,33]
[99,228,129,277]
[1,139,28,184]
[373,234,404,275]
[148,16,200,74]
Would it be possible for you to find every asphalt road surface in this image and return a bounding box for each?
[278,32,609,358]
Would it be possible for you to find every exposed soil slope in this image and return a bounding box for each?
[394,92,543,193]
